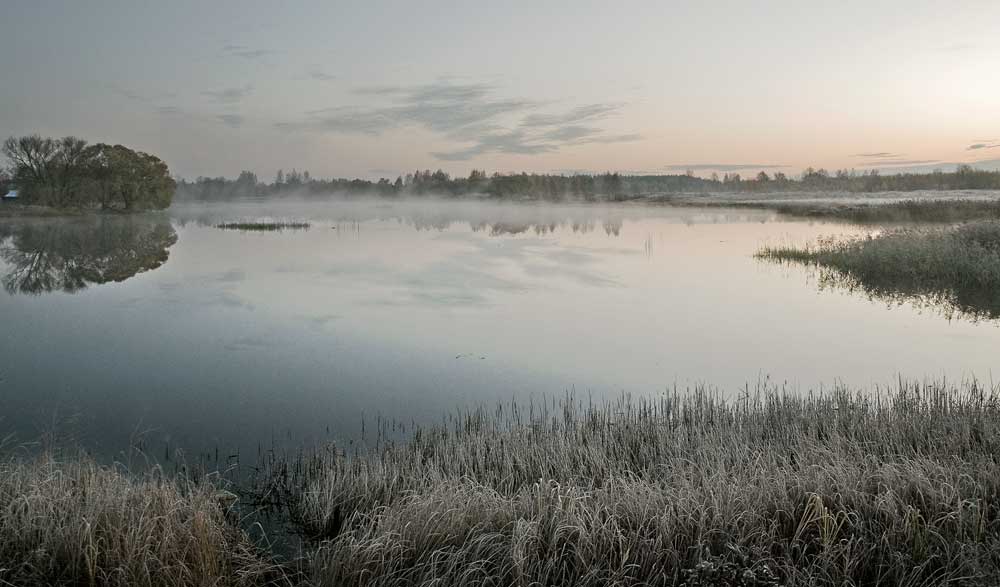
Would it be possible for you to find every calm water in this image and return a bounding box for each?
[2,198,998,457]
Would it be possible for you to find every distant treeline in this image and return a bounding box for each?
[1,135,174,210]
[176,165,1000,202]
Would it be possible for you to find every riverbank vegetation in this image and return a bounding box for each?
[7,379,999,585]
[175,165,1000,202]
[1,135,174,211]
[757,221,1000,319]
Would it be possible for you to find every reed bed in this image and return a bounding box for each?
[215,222,311,232]
[241,380,1000,586]
[757,221,1000,319]
[0,454,287,587]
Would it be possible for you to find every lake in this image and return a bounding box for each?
[2,198,997,459]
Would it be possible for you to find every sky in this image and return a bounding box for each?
[2,0,999,180]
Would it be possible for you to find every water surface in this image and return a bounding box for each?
[2,198,997,457]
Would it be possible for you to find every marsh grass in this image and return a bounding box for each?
[0,454,288,586]
[238,380,1000,586]
[706,198,1000,224]
[216,222,311,232]
[757,221,1000,319]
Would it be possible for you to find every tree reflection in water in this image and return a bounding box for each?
[0,215,177,295]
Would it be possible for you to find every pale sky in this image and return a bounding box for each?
[2,0,999,180]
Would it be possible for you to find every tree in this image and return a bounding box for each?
[3,135,174,210]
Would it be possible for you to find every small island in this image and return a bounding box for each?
[1,135,174,215]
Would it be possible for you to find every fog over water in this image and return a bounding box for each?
[2,198,997,457]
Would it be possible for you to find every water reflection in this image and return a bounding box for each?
[168,197,774,238]
[810,267,1000,322]
[0,215,177,295]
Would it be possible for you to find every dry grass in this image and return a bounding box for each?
[245,380,1000,586]
[0,454,287,587]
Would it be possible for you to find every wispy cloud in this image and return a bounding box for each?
[967,142,1000,151]
[857,159,940,167]
[521,103,622,127]
[663,163,788,172]
[202,84,254,104]
[112,86,176,104]
[933,42,978,53]
[216,114,244,128]
[307,68,337,82]
[859,158,1000,174]
[222,44,274,60]
[854,152,900,158]
[852,152,940,167]
[278,80,640,161]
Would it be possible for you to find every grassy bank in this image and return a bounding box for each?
[757,221,1000,318]
[0,455,287,586]
[5,380,1000,585]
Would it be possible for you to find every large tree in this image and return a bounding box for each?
[2,135,175,210]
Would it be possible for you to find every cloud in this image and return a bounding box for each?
[156,106,183,116]
[277,80,641,161]
[113,86,177,104]
[222,44,274,60]
[861,158,1000,174]
[307,68,337,82]
[202,84,254,104]
[933,42,977,52]
[216,114,244,128]
[663,163,788,172]
[854,152,899,158]
[967,142,1000,151]
[521,103,622,127]
[432,130,558,161]
[857,159,940,167]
